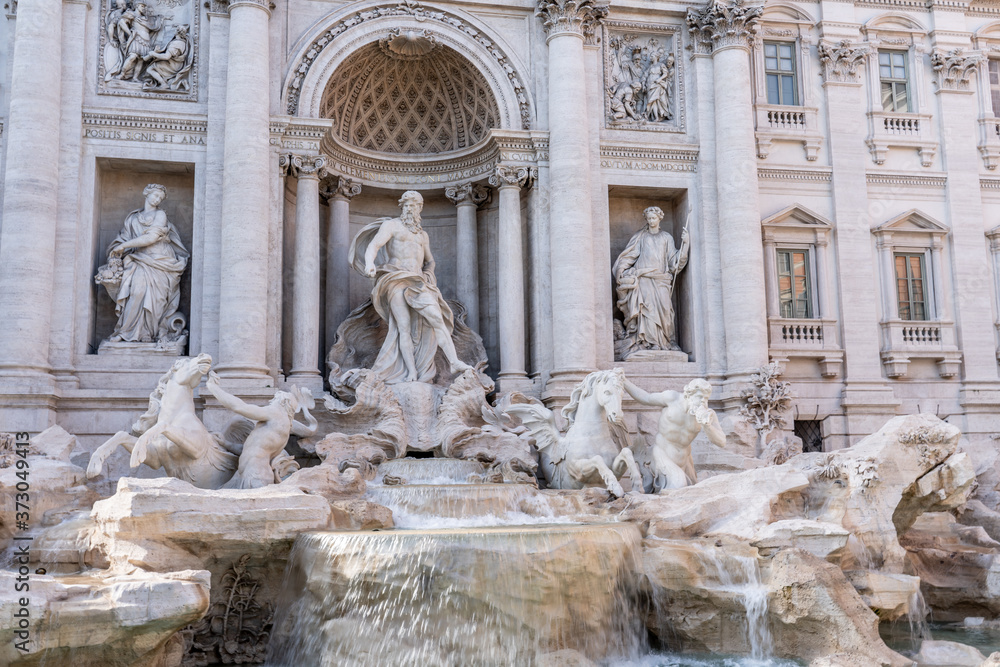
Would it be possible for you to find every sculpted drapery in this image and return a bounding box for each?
[101,184,189,344]
[613,206,689,352]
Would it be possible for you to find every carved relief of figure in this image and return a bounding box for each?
[624,377,725,492]
[348,190,472,384]
[95,184,189,346]
[205,373,316,489]
[118,3,163,81]
[607,33,676,126]
[644,51,675,122]
[143,24,193,91]
[613,206,689,352]
[103,0,130,81]
[610,79,643,121]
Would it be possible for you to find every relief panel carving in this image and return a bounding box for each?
[99,0,198,101]
[604,23,685,133]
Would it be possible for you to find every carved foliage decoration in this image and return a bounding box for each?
[686,0,763,55]
[604,24,684,133]
[536,0,609,42]
[287,1,531,130]
[931,48,982,91]
[320,42,500,154]
[817,40,869,84]
[99,0,198,101]
[181,555,273,666]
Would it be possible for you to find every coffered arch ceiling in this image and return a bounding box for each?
[320,39,500,155]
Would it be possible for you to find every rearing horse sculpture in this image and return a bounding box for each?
[507,368,641,498]
[87,353,248,489]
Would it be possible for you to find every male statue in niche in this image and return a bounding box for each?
[348,190,472,384]
[613,205,689,355]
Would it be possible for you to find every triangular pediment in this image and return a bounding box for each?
[761,204,833,230]
[874,209,948,235]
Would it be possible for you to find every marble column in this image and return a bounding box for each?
[282,154,326,392]
[0,0,63,385]
[215,0,273,385]
[490,166,535,384]
[321,176,361,348]
[445,182,489,333]
[537,0,607,383]
[814,235,832,319]
[687,0,768,382]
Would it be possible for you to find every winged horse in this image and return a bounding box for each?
[506,368,642,497]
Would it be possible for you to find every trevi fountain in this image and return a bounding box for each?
[6,0,1000,665]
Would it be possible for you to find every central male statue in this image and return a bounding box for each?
[349,190,472,384]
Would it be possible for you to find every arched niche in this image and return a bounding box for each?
[283,2,532,132]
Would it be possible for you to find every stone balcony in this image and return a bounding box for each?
[754,104,822,161]
[879,319,961,379]
[767,317,843,377]
[978,116,1000,170]
[866,111,937,167]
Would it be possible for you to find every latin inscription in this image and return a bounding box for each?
[83,128,206,145]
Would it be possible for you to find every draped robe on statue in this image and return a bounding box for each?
[613,228,687,351]
[109,210,189,342]
[349,219,457,384]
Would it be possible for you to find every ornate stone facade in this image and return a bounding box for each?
[4,0,1000,457]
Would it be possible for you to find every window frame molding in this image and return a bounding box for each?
[750,3,823,162]
[872,209,960,379]
[973,22,1000,169]
[861,15,937,167]
[761,204,843,378]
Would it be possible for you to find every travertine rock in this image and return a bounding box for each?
[0,456,97,551]
[31,424,77,462]
[278,462,367,501]
[0,569,209,666]
[914,639,985,666]
[90,476,338,571]
[843,570,920,620]
[767,549,910,666]
[901,512,1000,621]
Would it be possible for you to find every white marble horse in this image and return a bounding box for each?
[87,353,247,489]
[507,368,641,497]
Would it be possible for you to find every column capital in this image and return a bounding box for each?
[686,0,762,54]
[320,175,362,203]
[445,182,490,207]
[280,154,327,180]
[227,0,270,15]
[489,165,536,190]
[536,0,608,43]
[931,48,981,93]
[817,40,869,85]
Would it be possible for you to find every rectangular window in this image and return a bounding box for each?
[879,50,910,112]
[894,253,928,321]
[990,60,1000,117]
[777,249,812,318]
[764,42,798,105]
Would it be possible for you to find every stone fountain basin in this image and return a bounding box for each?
[268,524,647,666]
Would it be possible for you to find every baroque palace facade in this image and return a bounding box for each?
[2,0,1000,452]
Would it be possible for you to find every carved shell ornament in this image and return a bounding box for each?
[380,28,439,59]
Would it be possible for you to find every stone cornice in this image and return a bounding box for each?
[866,171,948,188]
[757,167,832,182]
[599,143,699,171]
[981,177,1000,190]
[82,110,207,133]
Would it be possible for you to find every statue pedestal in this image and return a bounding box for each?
[621,349,689,363]
[98,338,187,357]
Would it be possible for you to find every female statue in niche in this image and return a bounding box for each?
[613,205,689,354]
[96,184,189,346]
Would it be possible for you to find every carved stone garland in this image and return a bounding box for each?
[931,48,982,92]
[686,0,763,55]
[286,0,532,130]
[817,40,869,84]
